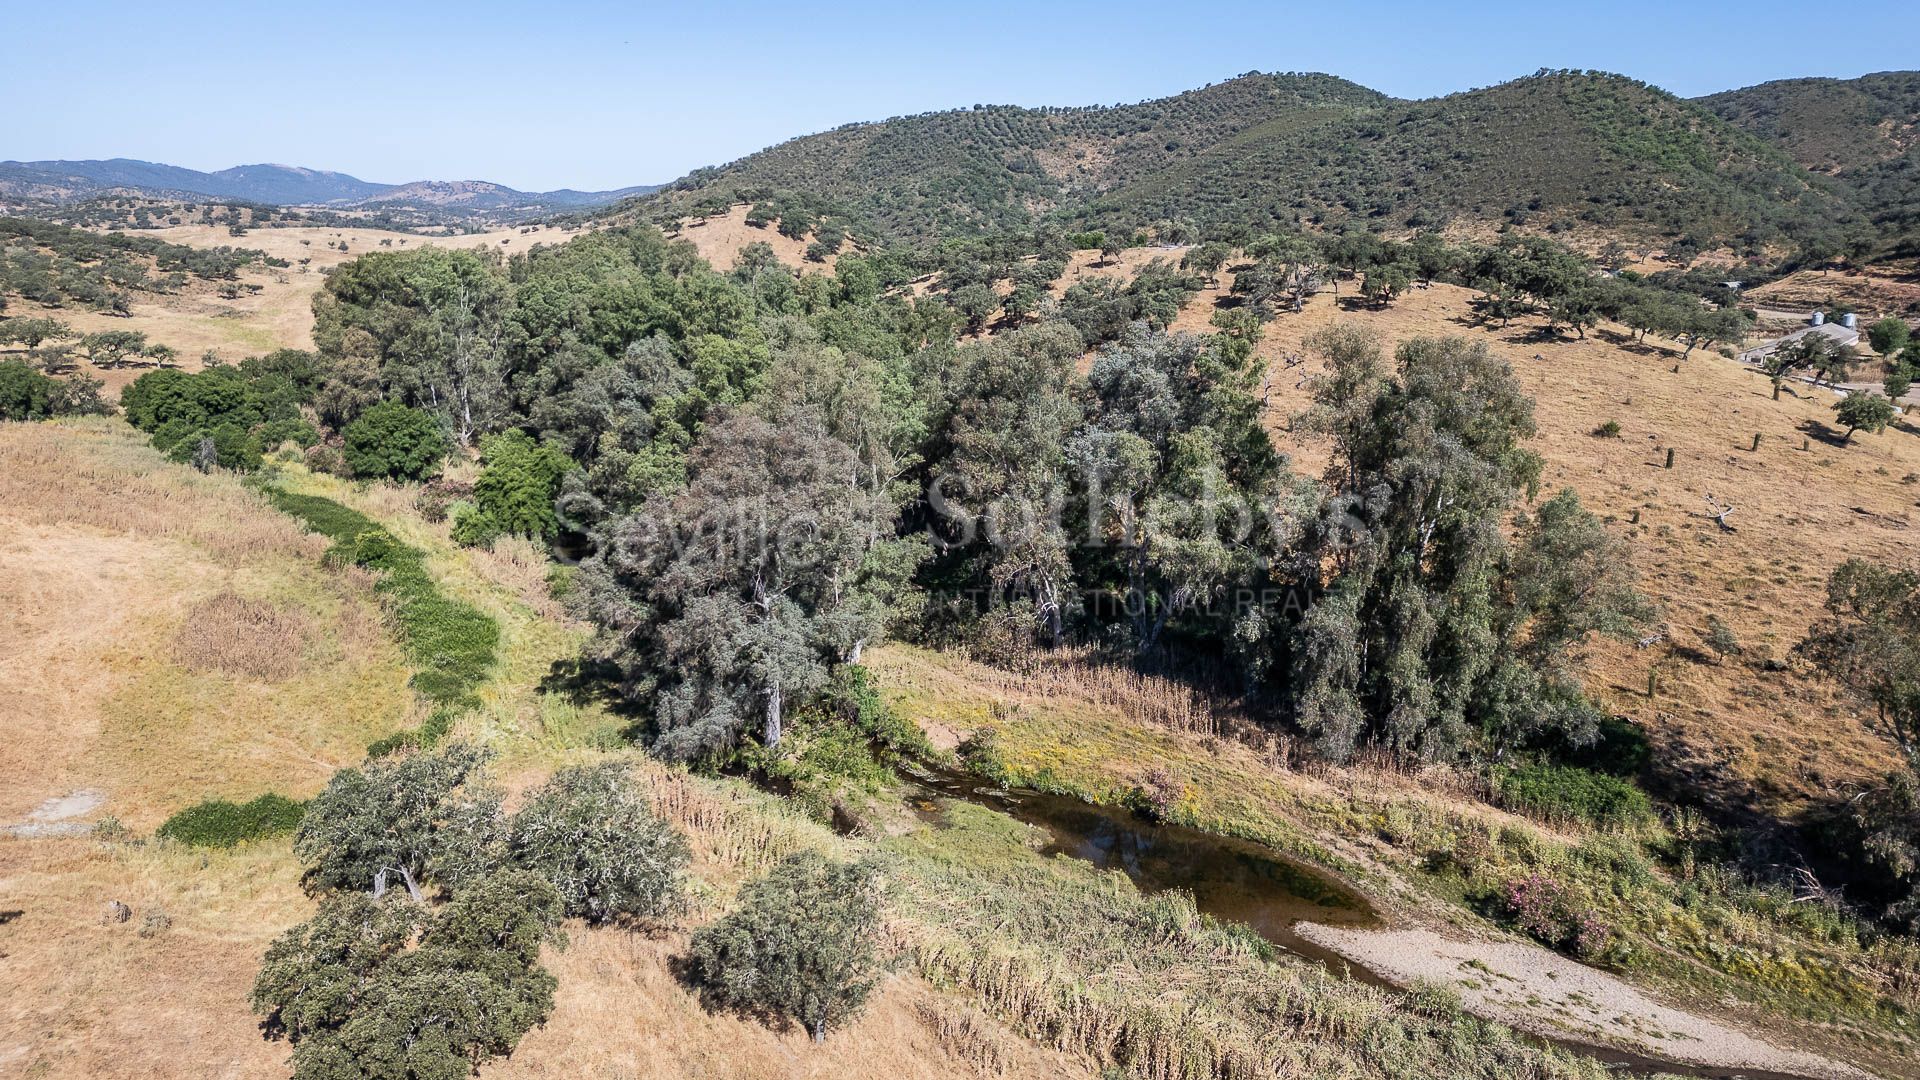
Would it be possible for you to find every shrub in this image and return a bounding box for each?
[268,491,498,705]
[447,431,571,545]
[0,359,109,421]
[1592,419,1622,438]
[503,762,690,924]
[303,443,349,476]
[688,851,883,1041]
[1703,615,1741,659]
[157,793,306,847]
[412,478,471,523]
[1501,872,1614,959]
[1493,763,1654,830]
[341,400,446,480]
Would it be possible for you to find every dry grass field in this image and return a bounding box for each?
[1746,262,1920,318]
[671,204,839,274]
[2,222,577,394]
[0,419,415,827]
[1224,280,1920,814]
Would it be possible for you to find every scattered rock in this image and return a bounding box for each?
[2,789,109,839]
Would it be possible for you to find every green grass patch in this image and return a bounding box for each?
[265,489,498,708]
[156,793,305,847]
[1494,764,1655,830]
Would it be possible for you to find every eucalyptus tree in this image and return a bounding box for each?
[580,409,908,757]
[1289,330,1646,762]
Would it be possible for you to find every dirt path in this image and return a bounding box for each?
[1295,923,1870,1080]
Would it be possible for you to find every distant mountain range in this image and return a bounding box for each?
[615,68,1920,254]
[0,158,659,219]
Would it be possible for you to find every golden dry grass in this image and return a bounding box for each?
[0,838,307,1078]
[1234,281,1920,811]
[0,418,414,827]
[1745,262,1920,319]
[671,204,838,274]
[172,592,314,682]
[0,222,570,393]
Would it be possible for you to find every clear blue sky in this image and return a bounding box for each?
[6,0,1917,192]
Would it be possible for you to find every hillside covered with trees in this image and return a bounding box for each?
[1698,70,1920,253]
[621,69,1902,256]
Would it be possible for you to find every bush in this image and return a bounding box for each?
[688,851,883,1041]
[1500,871,1617,961]
[341,400,446,480]
[303,443,349,476]
[456,431,572,543]
[120,363,307,470]
[503,762,690,923]
[157,793,306,847]
[268,491,498,705]
[1592,419,1622,438]
[0,359,109,421]
[1493,763,1654,830]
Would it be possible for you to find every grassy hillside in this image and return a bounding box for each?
[626,70,1857,250]
[1,421,1672,1080]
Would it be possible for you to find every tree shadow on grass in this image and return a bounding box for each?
[1595,327,1669,357]
[666,951,801,1038]
[540,656,649,738]
[1797,418,1851,447]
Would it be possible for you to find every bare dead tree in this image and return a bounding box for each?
[1704,493,1736,533]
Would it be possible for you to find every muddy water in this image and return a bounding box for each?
[902,763,1376,945]
[901,764,1831,1080]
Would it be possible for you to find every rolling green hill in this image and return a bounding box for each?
[1697,70,1920,250]
[1083,71,1844,242]
[618,69,1870,250]
[635,73,1388,239]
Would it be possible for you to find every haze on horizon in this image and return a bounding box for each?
[7,0,1920,193]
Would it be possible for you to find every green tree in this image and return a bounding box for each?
[579,410,910,758]
[1886,360,1914,403]
[452,431,573,545]
[1070,327,1282,651]
[79,329,149,368]
[687,851,882,1042]
[0,316,74,350]
[313,247,511,446]
[252,871,561,1080]
[294,744,502,900]
[1676,306,1750,358]
[1803,559,1920,762]
[502,762,689,924]
[948,283,998,332]
[1291,331,1646,762]
[0,360,107,420]
[1180,241,1231,287]
[1868,317,1912,358]
[932,323,1086,645]
[1835,391,1896,443]
[342,400,447,481]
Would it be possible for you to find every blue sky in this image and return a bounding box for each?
[6,0,1918,191]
